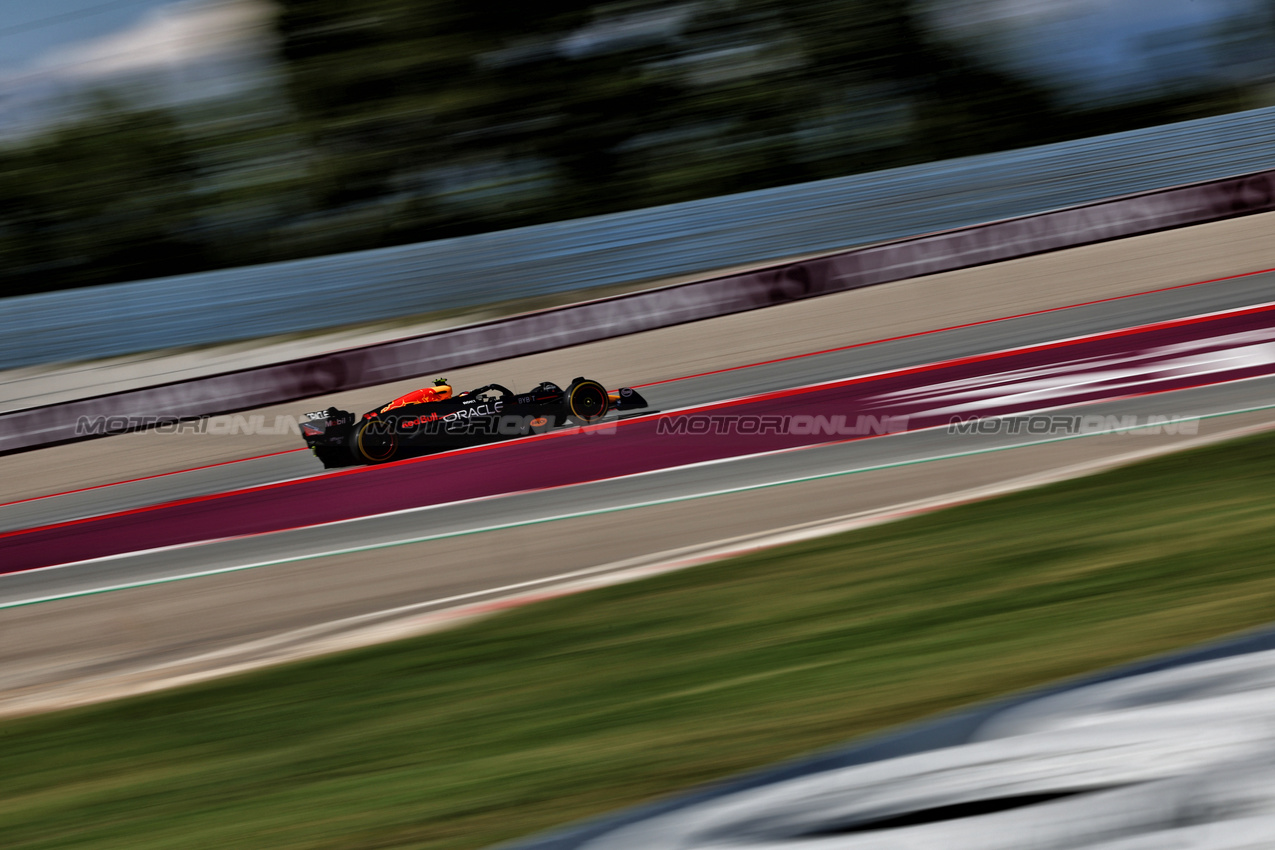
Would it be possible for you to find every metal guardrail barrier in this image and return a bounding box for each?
[2,106,1274,370]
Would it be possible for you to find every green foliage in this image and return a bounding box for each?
[276,0,1033,208]
[0,107,211,297]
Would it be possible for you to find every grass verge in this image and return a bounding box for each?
[3,430,1275,849]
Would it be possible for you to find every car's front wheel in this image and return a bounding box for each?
[565,378,610,424]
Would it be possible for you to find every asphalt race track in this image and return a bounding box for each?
[5,211,1274,506]
[2,268,1273,536]
[6,295,1275,575]
[1,262,1274,714]
[4,373,1273,603]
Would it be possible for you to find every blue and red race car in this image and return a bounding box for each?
[301,377,649,466]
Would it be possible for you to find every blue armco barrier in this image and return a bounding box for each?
[3,106,1274,370]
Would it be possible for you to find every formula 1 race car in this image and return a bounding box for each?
[300,377,649,467]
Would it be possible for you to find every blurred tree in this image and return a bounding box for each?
[0,0,1265,298]
[273,0,1061,227]
[0,105,212,298]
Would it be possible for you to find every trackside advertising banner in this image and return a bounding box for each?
[1,169,1272,454]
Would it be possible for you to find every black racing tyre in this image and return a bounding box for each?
[565,378,610,424]
[349,419,399,464]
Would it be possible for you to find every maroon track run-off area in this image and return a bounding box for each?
[5,303,1275,574]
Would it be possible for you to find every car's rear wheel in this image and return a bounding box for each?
[565,378,610,424]
[349,419,398,463]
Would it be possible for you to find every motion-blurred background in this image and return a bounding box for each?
[2,0,1273,300]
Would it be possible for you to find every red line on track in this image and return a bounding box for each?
[9,304,1275,573]
[623,300,1275,417]
[632,267,1275,389]
[0,416,630,540]
[5,298,1275,544]
[0,448,308,511]
[9,265,1273,509]
[9,365,1274,573]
